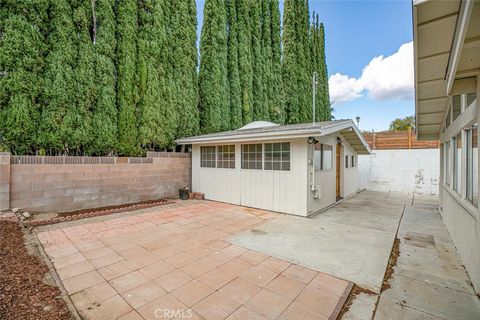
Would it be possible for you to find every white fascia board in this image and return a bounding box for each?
[446,0,474,95]
[175,129,322,145]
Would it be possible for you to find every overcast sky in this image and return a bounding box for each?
[196,0,414,131]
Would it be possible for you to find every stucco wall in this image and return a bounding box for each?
[358,149,440,195]
[2,153,191,212]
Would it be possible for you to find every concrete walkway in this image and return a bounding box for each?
[36,201,351,320]
[374,194,480,320]
[230,191,408,293]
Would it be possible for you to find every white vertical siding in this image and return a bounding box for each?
[191,138,308,216]
[342,139,359,198]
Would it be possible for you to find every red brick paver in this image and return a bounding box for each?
[37,200,351,319]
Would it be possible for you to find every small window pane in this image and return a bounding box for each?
[217,145,235,169]
[445,142,450,185]
[264,142,290,171]
[466,124,478,207]
[345,155,349,168]
[200,146,216,168]
[351,156,356,167]
[467,93,476,108]
[453,134,462,193]
[242,144,262,169]
[452,95,461,120]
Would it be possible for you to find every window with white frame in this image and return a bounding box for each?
[200,146,216,168]
[444,141,450,186]
[351,155,356,167]
[452,95,461,121]
[264,142,290,171]
[466,124,478,207]
[345,155,349,168]
[217,145,235,168]
[241,144,262,169]
[314,143,332,171]
[453,134,462,193]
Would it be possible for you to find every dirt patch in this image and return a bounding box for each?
[337,284,376,319]
[381,237,400,291]
[26,198,174,226]
[0,220,72,320]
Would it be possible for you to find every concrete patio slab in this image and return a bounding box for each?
[230,190,408,292]
[36,200,352,320]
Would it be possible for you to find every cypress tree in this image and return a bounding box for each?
[282,0,300,124]
[227,0,242,129]
[0,1,47,154]
[38,0,77,154]
[116,0,139,155]
[70,0,95,154]
[261,0,272,122]
[250,1,266,121]
[319,23,331,120]
[171,0,200,138]
[137,0,176,149]
[297,0,311,123]
[236,0,253,125]
[90,0,118,155]
[198,0,229,133]
[269,0,284,123]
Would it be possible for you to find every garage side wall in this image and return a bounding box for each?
[191,138,308,216]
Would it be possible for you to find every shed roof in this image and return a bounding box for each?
[176,119,372,155]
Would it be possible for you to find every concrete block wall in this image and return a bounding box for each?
[0,153,10,211]
[2,153,191,212]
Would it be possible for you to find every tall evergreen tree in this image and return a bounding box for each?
[269,0,284,123]
[90,0,118,155]
[297,0,311,123]
[38,0,77,154]
[116,0,139,155]
[318,22,331,120]
[250,1,266,121]
[261,0,272,122]
[226,0,242,129]
[137,0,176,149]
[0,1,47,154]
[70,0,95,154]
[236,0,253,125]
[198,0,229,133]
[171,0,200,138]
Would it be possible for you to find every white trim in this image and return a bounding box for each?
[446,0,474,95]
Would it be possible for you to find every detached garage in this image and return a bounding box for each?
[176,120,371,217]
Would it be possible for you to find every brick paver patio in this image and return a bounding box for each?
[37,201,351,320]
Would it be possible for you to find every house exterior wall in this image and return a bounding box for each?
[342,139,359,198]
[191,138,309,216]
[358,149,440,195]
[437,75,480,293]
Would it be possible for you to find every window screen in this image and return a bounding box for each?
[241,144,262,169]
[200,146,216,168]
[345,155,349,168]
[351,155,356,167]
[264,142,290,171]
[217,145,235,168]
[452,95,461,121]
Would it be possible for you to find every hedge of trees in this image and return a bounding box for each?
[0,0,330,155]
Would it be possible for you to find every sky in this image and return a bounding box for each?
[196,0,414,131]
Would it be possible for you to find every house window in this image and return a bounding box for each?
[200,146,216,168]
[217,145,235,168]
[241,144,262,169]
[351,155,356,167]
[264,142,290,171]
[314,144,332,171]
[466,124,478,207]
[453,134,462,193]
[345,155,349,168]
[444,141,450,186]
[452,95,461,121]
[466,93,477,108]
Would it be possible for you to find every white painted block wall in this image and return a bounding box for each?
[358,149,440,195]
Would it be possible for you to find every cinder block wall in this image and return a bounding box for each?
[4,153,191,212]
[0,153,10,211]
